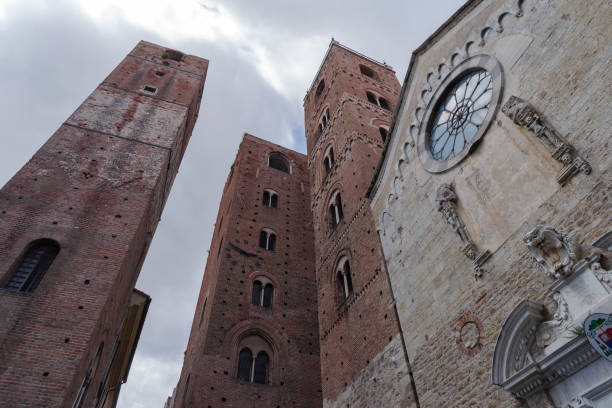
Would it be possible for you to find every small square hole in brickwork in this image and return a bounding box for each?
[155,71,165,77]
[143,85,158,94]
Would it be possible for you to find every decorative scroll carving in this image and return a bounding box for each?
[436,184,491,278]
[523,225,576,279]
[502,96,591,185]
[536,291,571,348]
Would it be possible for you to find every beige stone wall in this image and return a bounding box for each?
[370,0,611,406]
[323,334,416,408]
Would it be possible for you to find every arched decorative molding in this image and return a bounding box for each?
[247,270,281,290]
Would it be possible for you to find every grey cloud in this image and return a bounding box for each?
[0,1,465,407]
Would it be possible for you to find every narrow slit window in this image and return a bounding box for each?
[263,284,273,308]
[237,348,253,382]
[252,281,263,306]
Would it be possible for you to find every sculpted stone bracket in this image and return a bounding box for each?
[502,96,592,185]
[435,184,491,278]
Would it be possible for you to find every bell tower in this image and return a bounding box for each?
[304,40,417,407]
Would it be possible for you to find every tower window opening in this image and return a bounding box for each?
[328,191,344,230]
[336,257,353,302]
[268,153,290,173]
[3,240,59,293]
[323,146,335,175]
[315,79,325,100]
[143,85,158,94]
[379,127,388,143]
[359,65,377,80]
[262,190,278,208]
[259,230,277,251]
[366,92,378,105]
[379,98,391,110]
[252,279,274,308]
[236,336,272,384]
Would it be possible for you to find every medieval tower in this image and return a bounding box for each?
[303,41,416,407]
[173,134,322,407]
[0,41,207,407]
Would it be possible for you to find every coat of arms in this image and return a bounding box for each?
[584,313,612,361]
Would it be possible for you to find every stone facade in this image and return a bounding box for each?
[173,134,322,408]
[370,0,611,407]
[0,41,207,407]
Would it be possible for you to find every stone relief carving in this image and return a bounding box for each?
[535,291,571,348]
[460,322,480,349]
[591,257,612,292]
[565,396,594,408]
[435,184,491,278]
[523,225,577,279]
[502,96,592,185]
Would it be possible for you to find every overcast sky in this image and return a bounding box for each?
[0,0,465,406]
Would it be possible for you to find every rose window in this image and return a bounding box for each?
[429,70,493,161]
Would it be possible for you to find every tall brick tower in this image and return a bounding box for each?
[303,40,416,407]
[173,134,321,407]
[0,41,207,407]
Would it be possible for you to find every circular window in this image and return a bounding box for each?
[417,55,503,173]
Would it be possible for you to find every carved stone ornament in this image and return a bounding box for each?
[502,96,591,185]
[523,225,576,280]
[492,245,612,402]
[460,322,480,349]
[436,183,491,278]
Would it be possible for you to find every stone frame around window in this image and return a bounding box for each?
[417,54,504,173]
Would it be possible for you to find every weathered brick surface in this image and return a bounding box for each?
[370,1,611,407]
[0,41,207,407]
[304,43,416,407]
[174,134,322,408]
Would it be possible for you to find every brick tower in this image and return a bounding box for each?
[173,134,321,407]
[303,40,416,407]
[0,41,207,407]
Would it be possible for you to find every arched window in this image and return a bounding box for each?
[262,189,278,208]
[253,352,269,384]
[379,127,388,143]
[259,229,276,251]
[323,146,335,175]
[365,92,392,111]
[236,335,272,384]
[379,97,391,110]
[268,153,289,173]
[3,239,59,292]
[237,348,253,381]
[263,284,274,308]
[359,64,377,80]
[366,92,378,105]
[319,107,330,133]
[336,256,353,301]
[251,281,263,305]
[328,191,344,230]
[251,279,274,308]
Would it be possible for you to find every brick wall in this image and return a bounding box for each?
[0,41,207,407]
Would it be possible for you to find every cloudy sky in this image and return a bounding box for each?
[0,0,465,406]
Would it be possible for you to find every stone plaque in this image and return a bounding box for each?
[584,313,612,361]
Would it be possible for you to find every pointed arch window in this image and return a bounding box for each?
[3,239,59,292]
[236,335,272,385]
[336,256,353,301]
[315,79,325,101]
[328,190,344,230]
[262,189,278,208]
[323,145,335,175]
[259,229,277,251]
[319,107,330,134]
